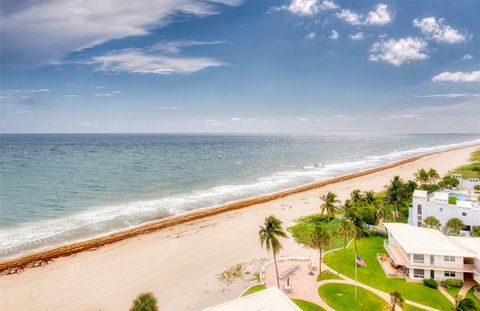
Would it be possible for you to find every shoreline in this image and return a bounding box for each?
[1,143,478,273]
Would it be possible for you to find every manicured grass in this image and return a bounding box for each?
[465,287,480,309]
[444,286,461,299]
[403,304,428,311]
[451,162,480,179]
[318,283,389,311]
[292,299,326,311]
[323,237,452,310]
[471,149,480,162]
[317,270,342,282]
[241,284,266,296]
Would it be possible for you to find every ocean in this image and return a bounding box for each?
[0,133,479,259]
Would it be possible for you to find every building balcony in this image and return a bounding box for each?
[384,240,474,272]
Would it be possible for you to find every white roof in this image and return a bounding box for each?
[451,237,480,260]
[384,223,475,257]
[457,201,472,208]
[433,192,449,202]
[203,287,302,311]
[413,190,428,199]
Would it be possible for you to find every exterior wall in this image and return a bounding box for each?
[409,197,480,233]
[454,174,480,191]
[407,268,464,281]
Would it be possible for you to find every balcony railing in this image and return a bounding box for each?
[384,240,474,272]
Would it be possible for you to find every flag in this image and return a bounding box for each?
[356,255,366,267]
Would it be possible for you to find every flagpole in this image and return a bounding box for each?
[355,251,357,301]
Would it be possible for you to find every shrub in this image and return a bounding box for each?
[449,196,458,205]
[423,278,438,289]
[130,292,158,311]
[474,185,480,192]
[441,278,463,288]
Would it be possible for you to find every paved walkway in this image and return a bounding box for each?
[262,257,446,311]
[438,286,456,304]
[458,281,476,299]
[322,262,443,311]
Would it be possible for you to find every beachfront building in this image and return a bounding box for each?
[408,189,480,234]
[383,223,477,282]
[452,174,480,191]
[203,287,301,311]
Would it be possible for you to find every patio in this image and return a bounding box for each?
[262,257,329,308]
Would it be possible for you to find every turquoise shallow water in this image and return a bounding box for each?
[0,133,479,258]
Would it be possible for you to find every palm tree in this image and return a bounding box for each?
[130,292,158,311]
[471,226,480,237]
[259,215,287,288]
[414,169,429,186]
[384,176,406,220]
[337,218,355,274]
[363,191,377,206]
[350,189,364,205]
[455,297,477,311]
[308,224,332,275]
[376,204,393,224]
[320,191,340,219]
[445,218,465,235]
[427,168,440,184]
[423,216,441,229]
[389,291,405,311]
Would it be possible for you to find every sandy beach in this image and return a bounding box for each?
[0,145,478,311]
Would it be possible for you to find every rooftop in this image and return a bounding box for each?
[384,223,475,257]
[203,287,302,311]
[451,237,480,260]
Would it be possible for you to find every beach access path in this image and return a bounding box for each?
[0,145,478,311]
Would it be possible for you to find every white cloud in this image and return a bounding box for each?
[365,4,393,25]
[231,117,241,121]
[330,30,339,40]
[80,121,99,128]
[288,0,319,16]
[287,0,338,16]
[94,93,114,97]
[387,113,420,119]
[336,9,363,25]
[413,17,467,44]
[349,32,365,41]
[298,117,309,122]
[63,94,80,97]
[1,0,241,66]
[306,32,316,39]
[460,54,473,61]
[336,114,353,120]
[369,37,429,66]
[154,106,182,110]
[432,71,480,83]
[30,89,50,93]
[152,40,224,54]
[88,48,224,75]
[318,0,338,10]
[411,93,480,99]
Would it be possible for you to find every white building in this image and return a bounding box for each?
[203,287,301,311]
[452,174,480,191]
[384,223,477,282]
[408,189,480,233]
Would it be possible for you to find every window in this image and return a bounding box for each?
[413,254,424,263]
[444,271,456,277]
[440,208,443,212]
[462,212,467,216]
[430,255,434,264]
[417,204,422,215]
[417,216,422,221]
[444,256,455,263]
[413,269,425,278]
[417,222,422,227]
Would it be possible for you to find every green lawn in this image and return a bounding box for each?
[317,270,342,282]
[444,286,461,299]
[292,299,326,311]
[318,283,389,311]
[323,237,452,310]
[241,284,266,296]
[403,304,428,311]
[465,287,480,309]
[451,162,480,179]
[470,149,480,162]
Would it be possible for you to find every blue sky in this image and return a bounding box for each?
[0,0,479,133]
